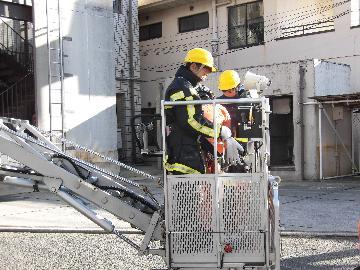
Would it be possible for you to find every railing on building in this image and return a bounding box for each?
[0,17,33,72]
[280,20,335,39]
[0,16,34,121]
[0,73,34,120]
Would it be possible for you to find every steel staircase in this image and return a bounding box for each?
[0,16,34,121]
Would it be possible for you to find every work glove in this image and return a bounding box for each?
[220,126,244,164]
[220,126,232,140]
[225,137,244,164]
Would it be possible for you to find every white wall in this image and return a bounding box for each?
[273,0,334,38]
[140,0,360,93]
[217,0,359,77]
[139,0,212,109]
[34,0,117,158]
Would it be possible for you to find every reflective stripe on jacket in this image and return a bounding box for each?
[164,65,219,174]
[165,66,220,139]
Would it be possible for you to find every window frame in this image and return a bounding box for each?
[178,12,209,33]
[139,22,163,42]
[228,1,264,50]
[269,95,295,168]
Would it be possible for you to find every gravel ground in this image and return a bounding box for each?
[0,233,358,270]
[0,233,165,270]
[280,236,360,270]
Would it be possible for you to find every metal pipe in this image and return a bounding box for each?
[23,121,60,151]
[0,227,143,234]
[164,98,263,106]
[56,188,114,233]
[335,120,339,176]
[2,176,48,190]
[212,0,216,41]
[319,105,323,180]
[128,0,136,163]
[358,141,360,171]
[45,0,52,134]
[271,179,280,269]
[58,0,65,143]
[351,110,355,174]
[211,0,219,69]
[302,99,360,105]
[299,63,306,179]
[161,99,171,267]
[212,103,221,267]
[213,103,218,174]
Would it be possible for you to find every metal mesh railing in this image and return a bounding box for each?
[280,20,335,38]
[0,73,34,120]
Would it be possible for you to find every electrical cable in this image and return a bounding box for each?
[138,9,351,75]
[139,0,349,55]
[139,0,348,50]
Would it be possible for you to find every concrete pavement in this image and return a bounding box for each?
[279,177,360,235]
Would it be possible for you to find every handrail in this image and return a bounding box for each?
[280,20,334,38]
[0,17,34,121]
[0,72,34,120]
[281,19,334,30]
[0,17,33,72]
[0,41,8,51]
[0,73,31,97]
[0,17,32,46]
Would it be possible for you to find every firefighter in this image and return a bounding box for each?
[218,70,250,138]
[218,70,248,99]
[218,70,249,172]
[164,48,243,174]
[197,85,244,173]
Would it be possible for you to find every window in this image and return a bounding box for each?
[179,12,209,33]
[228,1,264,49]
[140,22,162,41]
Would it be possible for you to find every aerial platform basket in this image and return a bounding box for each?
[162,97,280,270]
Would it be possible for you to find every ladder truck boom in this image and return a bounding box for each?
[0,96,281,269]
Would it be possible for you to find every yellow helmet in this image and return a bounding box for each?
[184,48,216,72]
[218,70,241,91]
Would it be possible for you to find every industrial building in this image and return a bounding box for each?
[139,0,360,180]
[1,0,360,180]
[0,0,140,166]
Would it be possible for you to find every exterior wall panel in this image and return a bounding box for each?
[314,61,352,97]
[34,0,117,160]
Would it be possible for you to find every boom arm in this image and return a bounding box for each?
[0,118,165,255]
